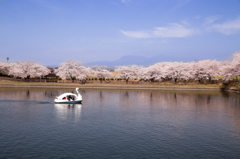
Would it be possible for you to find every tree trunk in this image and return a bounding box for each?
[25,75,30,82]
[80,80,85,84]
[126,79,129,84]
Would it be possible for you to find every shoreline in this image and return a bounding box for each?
[0,82,220,91]
[1,81,239,93]
[0,85,220,91]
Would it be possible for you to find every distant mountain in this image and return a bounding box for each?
[46,65,58,68]
[46,55,196,69]
[86,54,193,68]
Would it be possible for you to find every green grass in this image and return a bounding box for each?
[0,80,221,89]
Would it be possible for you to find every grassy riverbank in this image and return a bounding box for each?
[0,80,222,90]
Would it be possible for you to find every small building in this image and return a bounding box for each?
[44,67,59,79]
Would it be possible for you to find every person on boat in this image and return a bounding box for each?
[68,96,73,101]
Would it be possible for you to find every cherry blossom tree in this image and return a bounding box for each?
[8,61,50,79]
[231,52,240,80]
[76,66,91,81]
[188,60,222,81]
[1,52,238,84]
[138,63,165,81]
[220,52,240,82]
[164,62,195,82]
[0,62,10,75]
[137,60,222,83]
[115,65,141,84]
[137,66,151,81]
[91,66,112,83]
[139,62,181,82]
[0,62,5,73]
[177,62,193,80]
[220,61,234,82]
[166,62,184,82]
[54,60,90,82]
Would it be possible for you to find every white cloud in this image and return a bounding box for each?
[121,30,151,38]
[194,15,201,19]
[121,0,131,4]
[204,16,220,25]
[121,17,240,38]
[142,40,167,44]
[153,23,194,38]
[181,20,189,26]
[211,18,240,35]
[121,23,195,38]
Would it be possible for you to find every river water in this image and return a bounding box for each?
[0,87,240,159]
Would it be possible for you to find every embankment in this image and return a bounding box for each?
[1,79,239,93]
[0,80,222,91]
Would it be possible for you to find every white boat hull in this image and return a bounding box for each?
[54,99,82,104]
[54,88,82,104]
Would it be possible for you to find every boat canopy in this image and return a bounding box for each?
[57,93,78,99]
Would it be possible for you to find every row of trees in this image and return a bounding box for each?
[54,61,113,82]
[0,60,113,82]
[0,61,50,79]
[116,52,240,83]
[0,52,240,83]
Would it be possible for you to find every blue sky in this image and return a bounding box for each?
[0,0,240,66]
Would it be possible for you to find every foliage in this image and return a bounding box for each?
[115,65,142,83]
[1,52,240,83]
[6,61,50,79]
[54,60,90,80]
[0,62,10,75]
[91,66,112,80]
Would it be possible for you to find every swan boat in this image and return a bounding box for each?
[54,88,82,104]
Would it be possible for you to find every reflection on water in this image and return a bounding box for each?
[0,87,240,158]
[54,103,82,109]
[54,104,82,121]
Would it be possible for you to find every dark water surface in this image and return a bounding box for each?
[0,88,240,159]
